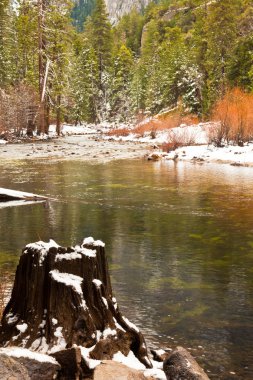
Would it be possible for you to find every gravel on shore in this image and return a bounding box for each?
[0,134,151,162]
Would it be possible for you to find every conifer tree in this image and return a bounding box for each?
[111,44,134,120]
[72,37,99,123]
[90,0,112,87]
[205,0,240,104]
[44,0,74,134]
[77,0,113,121]
[114,9,144,56]
[0,0,13,87]
[15,0,38,86]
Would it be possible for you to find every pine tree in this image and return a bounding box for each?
[205,0,241,105]
[44,0,74,134]
[15,0,38,86]
[90,0,112,88]
[72,38,99,123]
[111,44,134,120]
[228,37,253,90]
[77,0,113,122]
[114,9,144,56]
[0,0,14,87]
[228,1,253,90]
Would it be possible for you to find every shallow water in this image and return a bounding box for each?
[0,159,253,379]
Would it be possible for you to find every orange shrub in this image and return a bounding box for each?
[161,128,199,152]
[210,88,253,146]
[106,111,199,139]
[106,127,131,137]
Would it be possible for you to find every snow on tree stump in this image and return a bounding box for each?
[0,238,152,371]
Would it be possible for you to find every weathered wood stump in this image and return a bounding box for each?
[0,237,152,371]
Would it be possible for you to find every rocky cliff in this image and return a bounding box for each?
[105,0,151,24]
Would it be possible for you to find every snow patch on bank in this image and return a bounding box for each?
[101,121,253,167]
[113,351,146,370]
[0,347,58,364]
[157,143,253,166]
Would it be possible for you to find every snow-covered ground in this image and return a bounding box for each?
[48,124,98,136]
[1,122,253,166]
[102,122,253,167]
[161,144,253,166]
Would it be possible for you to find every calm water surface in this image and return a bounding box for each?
[0,159,253,379]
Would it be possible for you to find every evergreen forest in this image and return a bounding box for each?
[0,0,253,134]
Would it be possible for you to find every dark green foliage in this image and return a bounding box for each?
[0,0,14,87]
[1,0,253,124]
[114,9,144,56]
[228,37,253,90]
[71,0,96,31]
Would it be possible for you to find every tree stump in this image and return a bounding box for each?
[0,238,152,370]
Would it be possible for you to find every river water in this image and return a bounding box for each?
[0,158,253,379]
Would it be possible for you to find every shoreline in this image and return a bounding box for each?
[0,134,151,163]
[148,144,253,168]
[1,126,253,168]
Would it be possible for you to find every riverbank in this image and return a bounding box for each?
[148,143,253,167]
[102,122,253,168]
[0,133,150,162]
[0,123,253,167]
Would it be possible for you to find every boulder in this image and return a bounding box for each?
[0,348,60,380]
[0,353,30,380]
[93,360,151,380]
[163,347,210,380]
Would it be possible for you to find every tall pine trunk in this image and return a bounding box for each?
[56,94,61,135]
[37,0,47,135]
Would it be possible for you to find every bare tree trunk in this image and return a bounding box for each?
[45,94,50,134]
[56,94,61,135]
[37,0,46,135]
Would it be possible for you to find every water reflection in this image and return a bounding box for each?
[0,159,253,379]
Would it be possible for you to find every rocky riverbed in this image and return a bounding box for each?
[0,134,151,162]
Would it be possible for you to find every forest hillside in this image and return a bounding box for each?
[0,0,252,136]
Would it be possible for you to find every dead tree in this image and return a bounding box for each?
[0,238,152,369]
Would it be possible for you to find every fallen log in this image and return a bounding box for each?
[0,237,152,374]
[0,188,47,202]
